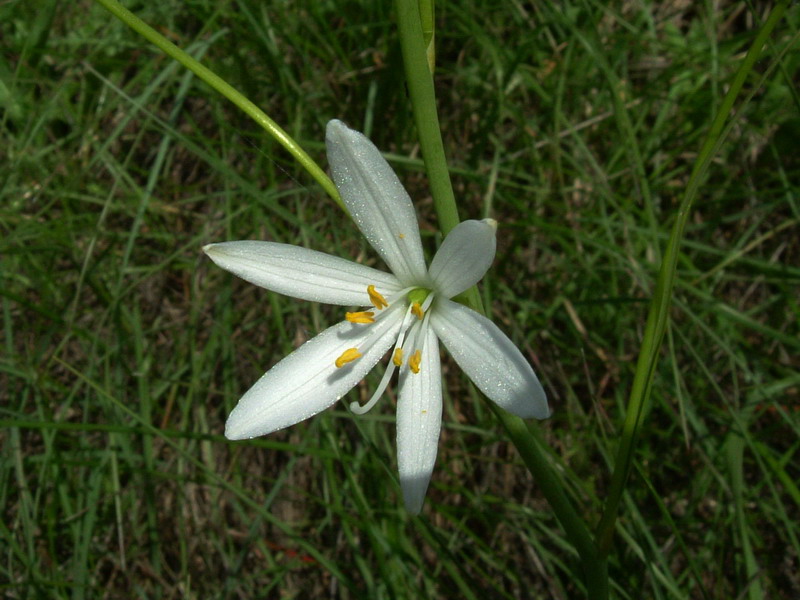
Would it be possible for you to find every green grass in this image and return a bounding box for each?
[2,0,799,597]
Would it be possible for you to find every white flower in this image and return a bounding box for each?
[203,119,550,513]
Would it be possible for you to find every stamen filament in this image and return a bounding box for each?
[390,304,417,358]
[345,311,375,324]
[404,304,433,376]
[420,292,436,313]
[335,348,362,368]
[367,285,388,310]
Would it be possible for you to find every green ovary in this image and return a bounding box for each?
[407,287,431,306]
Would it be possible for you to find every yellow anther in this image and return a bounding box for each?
[421,409,428,415]
[345,311,375,324]
[367,285,388,310]
[399,233,406,239]
[411,302,424,320]
[409,349,422,374]
[335,348,362,368]
[392,348,404,367]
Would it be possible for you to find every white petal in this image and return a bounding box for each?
[396,324,442,514]
[431,299,550,419]
[428,219,497,299]
[326,120,427,287]
[225,307,405,439]
[204,241,402,306]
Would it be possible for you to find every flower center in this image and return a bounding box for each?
[408,287,432,320]
[336,284,437,415]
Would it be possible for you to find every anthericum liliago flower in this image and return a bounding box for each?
[203,119,550,514]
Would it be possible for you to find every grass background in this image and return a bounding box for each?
[1,0,798,598]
